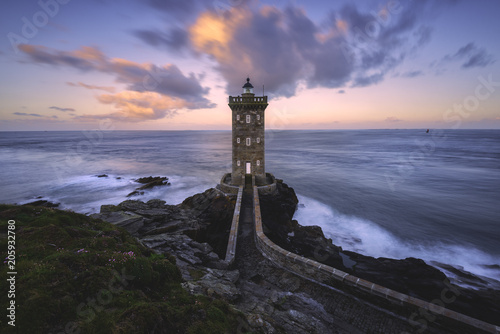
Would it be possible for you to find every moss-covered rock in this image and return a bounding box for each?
[0,204,244,334]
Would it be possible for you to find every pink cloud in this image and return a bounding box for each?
[66,81,116,93]
[385,116,402,122]
[18,44,215,121]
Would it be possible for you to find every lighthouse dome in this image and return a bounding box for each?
[242,77,254,94]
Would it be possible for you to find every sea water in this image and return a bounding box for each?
[1,129,499,285]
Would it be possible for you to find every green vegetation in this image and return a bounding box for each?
[0,205,244,334]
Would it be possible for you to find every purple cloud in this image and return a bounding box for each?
[14,112,58,119]
[443,42,495,69]
[17,44,215,121]
[49,106,75,112]
[143,1,459,97]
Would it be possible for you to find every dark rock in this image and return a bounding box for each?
[190,241,213,254]
[482,264,500,270]
[259,180,298,242]
[126,190,145,197]
[142,220,183,235]
[23,200,59,208]
[259,180,500,327]
[99,204,121,213]
[96,174,108,178]
[93,188,234,259]
[90,184,500,330]
[127,176,170,197]
[135,176,169,184]
[146,199,167,208]
[180,188,235,257]
[135,176,170,189]
[91,211,145,234]
[118,200,150,212]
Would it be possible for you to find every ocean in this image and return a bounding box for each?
[1,129,499,286]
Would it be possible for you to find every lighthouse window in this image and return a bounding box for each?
[246,138,251,146]
[246,115,251,123]
[237,137,240,144]
[236,114,240,121]
[257,115,260,121]
[257,160,260,166]
[237,160,240,166]
[256,137,260,143]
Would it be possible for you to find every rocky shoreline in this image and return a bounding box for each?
[86,178,500,333]
[259,181,500,327]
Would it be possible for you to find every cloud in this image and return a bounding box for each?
[443,42,495,69]
[338,90,345,94]
[13,112,58,119]
[187,5,350,97]
[385,116,402,122]
[18,44,105,71]
[147,0,203,17]
[49,106,75,112]
[413,26,433,47]
[133,28,188,50]
[336,1,450,87]
[66,82,116,93]
[18,44,215,121]
[401,70,423,78]
[352,73,385,87]
[19,45,211,103]
[85,91,200,122]
[13,112,43,117]
[157,1,457,97]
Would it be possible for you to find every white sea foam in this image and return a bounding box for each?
[294,194,500,287]
[20,174,215,215]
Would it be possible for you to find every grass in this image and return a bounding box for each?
[0,204,245,334]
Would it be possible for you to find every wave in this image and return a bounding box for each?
[18,174,215,215]
[294,195,500,288]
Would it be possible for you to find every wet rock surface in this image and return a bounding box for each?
[127,176,171,197]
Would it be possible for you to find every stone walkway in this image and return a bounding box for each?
[232,183,425,334]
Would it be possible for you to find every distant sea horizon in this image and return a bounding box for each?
[2,128,500,131]
[1,129,499,288]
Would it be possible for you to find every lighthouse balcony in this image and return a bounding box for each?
[229,96,268,104]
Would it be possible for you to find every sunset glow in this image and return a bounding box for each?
[1,0,499,130]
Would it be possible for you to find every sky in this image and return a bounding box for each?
[0,0,499,130]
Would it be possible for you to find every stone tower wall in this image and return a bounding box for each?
[229,95,268,185]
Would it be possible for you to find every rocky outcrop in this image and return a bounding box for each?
[127,176,171,197]
[92,182,500,332]
[23,199,60,208]
[93,188,234,258]
[259,180,500,328]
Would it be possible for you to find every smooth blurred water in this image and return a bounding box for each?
[1,129,499,282]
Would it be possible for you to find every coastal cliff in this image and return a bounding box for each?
[259,181,500,328]
[90,180,499,333]
[2,180,499,333]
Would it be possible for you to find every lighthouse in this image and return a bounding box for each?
[228,78,268,186]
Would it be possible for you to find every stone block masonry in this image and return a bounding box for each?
[224,183,244,265]
[228,78,268,186]
[252,185,500,334]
